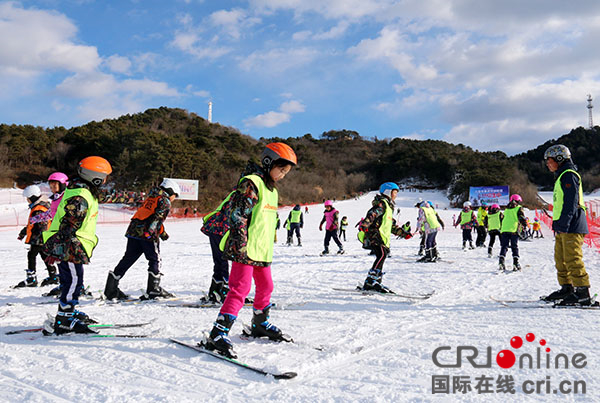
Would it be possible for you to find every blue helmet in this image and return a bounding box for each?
[379,182,399,198]
[427,201,434,207]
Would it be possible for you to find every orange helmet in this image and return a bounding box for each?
[78,156,112,186]
[261,142,297,169]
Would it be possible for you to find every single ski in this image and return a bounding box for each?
[170,338,297,380]
[333,287,434,300]
[167,302,254,309]
[6,320,154,335]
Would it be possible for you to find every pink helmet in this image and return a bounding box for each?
[324,200,333,207]
[509,194,522,203]
[48,172,69,184]
[491,203,500,209]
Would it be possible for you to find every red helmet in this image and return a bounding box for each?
[261,142,297,170]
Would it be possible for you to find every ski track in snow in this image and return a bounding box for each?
[1,189,600,401]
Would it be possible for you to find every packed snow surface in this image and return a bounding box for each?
[1,189,599,402]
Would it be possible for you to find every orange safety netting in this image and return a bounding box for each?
[535,200,600,251]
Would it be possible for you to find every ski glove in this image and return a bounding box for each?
[44,255,61,265]
[159,232,169,241]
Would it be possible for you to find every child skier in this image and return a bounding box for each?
[42,156,112,334]
[339,216,349,241]
[454,201,477,250]
[475,203,488,247]
[416,201,444,262]
[14,185,55,288]
[358,182,404,292]
[103,179,180,301]
[285,204,303,246]
[319,200,344,255]
[498,194,528,271]
[485,203,503,258]
[205,142,297,358]
[532,217,543,238]
[200,189,235,303]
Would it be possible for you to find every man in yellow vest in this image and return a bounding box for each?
[541,145,594,306]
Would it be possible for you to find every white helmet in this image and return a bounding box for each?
[160,178,181,198]
[463,201,472,208]
[23,185,42,200]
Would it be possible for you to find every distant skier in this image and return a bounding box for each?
[454,201,477,250]
[14,185,55,288]
[475,203,488,247]
[532,217,543,238]
[485,203,503,258]
[339,216,349,241]
[357,182,404,292]
[416,201,444,262]
[103,178,180,301]
[319,200,344,255]
[286,204,303,246]
[541,144,594,306]
[205,142,297,358]
[42,156,112,334]
[498,194,528,271]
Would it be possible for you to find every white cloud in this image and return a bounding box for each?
[0,2,100,75]
[105,55,132,74]
[209,8,261,40]
[313,21,350,40]
[239,47,319,73]
[244,99,306,128]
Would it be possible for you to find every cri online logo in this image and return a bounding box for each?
[432,333,587,369]
[497,333,549,369]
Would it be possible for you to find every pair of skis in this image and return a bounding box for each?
[6,319,154,338]
[490,295,600,310]
[333,286,435,300]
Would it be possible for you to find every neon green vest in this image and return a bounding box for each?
[290,210,302,224]
[203,191,235,224]
[553,169,585,221]
[43,187,99,258]
[501,205,521,233]
[460,210,472,225]
[379,198,394,248]
[422,206,441,230]
[220,175,278,262]
[477,208,487,225]
[487,212,501,231]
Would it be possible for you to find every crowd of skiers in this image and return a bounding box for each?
[11,142,594,357]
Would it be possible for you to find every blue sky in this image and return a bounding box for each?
[1,1,600,154]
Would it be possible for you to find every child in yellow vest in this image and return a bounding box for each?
[205,143,297,358]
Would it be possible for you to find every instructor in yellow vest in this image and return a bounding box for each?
[541,144,594,306]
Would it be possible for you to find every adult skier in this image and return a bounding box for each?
[541,145,594,305]
[286,204,303,246]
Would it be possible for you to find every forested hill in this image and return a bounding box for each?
[1,107,598,210]
[513,126,600,192]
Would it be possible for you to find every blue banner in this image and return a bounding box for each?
[469,186,510,207]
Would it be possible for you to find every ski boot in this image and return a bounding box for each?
[541,284,574,302]
[557,286,596,306]
[140,272,175,300]
[103,271,130,300]
[419,245,425,255]
[361,270,392,293]
[206,313,237,358]
[48,304,98,335]
[79,285,93,298]
[487,247,493,258]
[40,266,59,286]
[337,248,344,255]
[320,248,329,255]
[430,247,439,262]
[247,304,292,342]
[207,277,229,303]
[498,256,506,271]
[469,241,475,250]
[43,285,61,297]
[417,249,433,263]
[462,241,467,251]
[512,257,522,271]
[297,238,302,247]
[14,271,37,288]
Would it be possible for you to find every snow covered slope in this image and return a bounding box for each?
[1,190,599,401]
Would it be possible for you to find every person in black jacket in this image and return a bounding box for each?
[541,145,594,306]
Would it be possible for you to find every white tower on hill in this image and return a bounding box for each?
[587,94,593,129]
[208,101,213,123]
